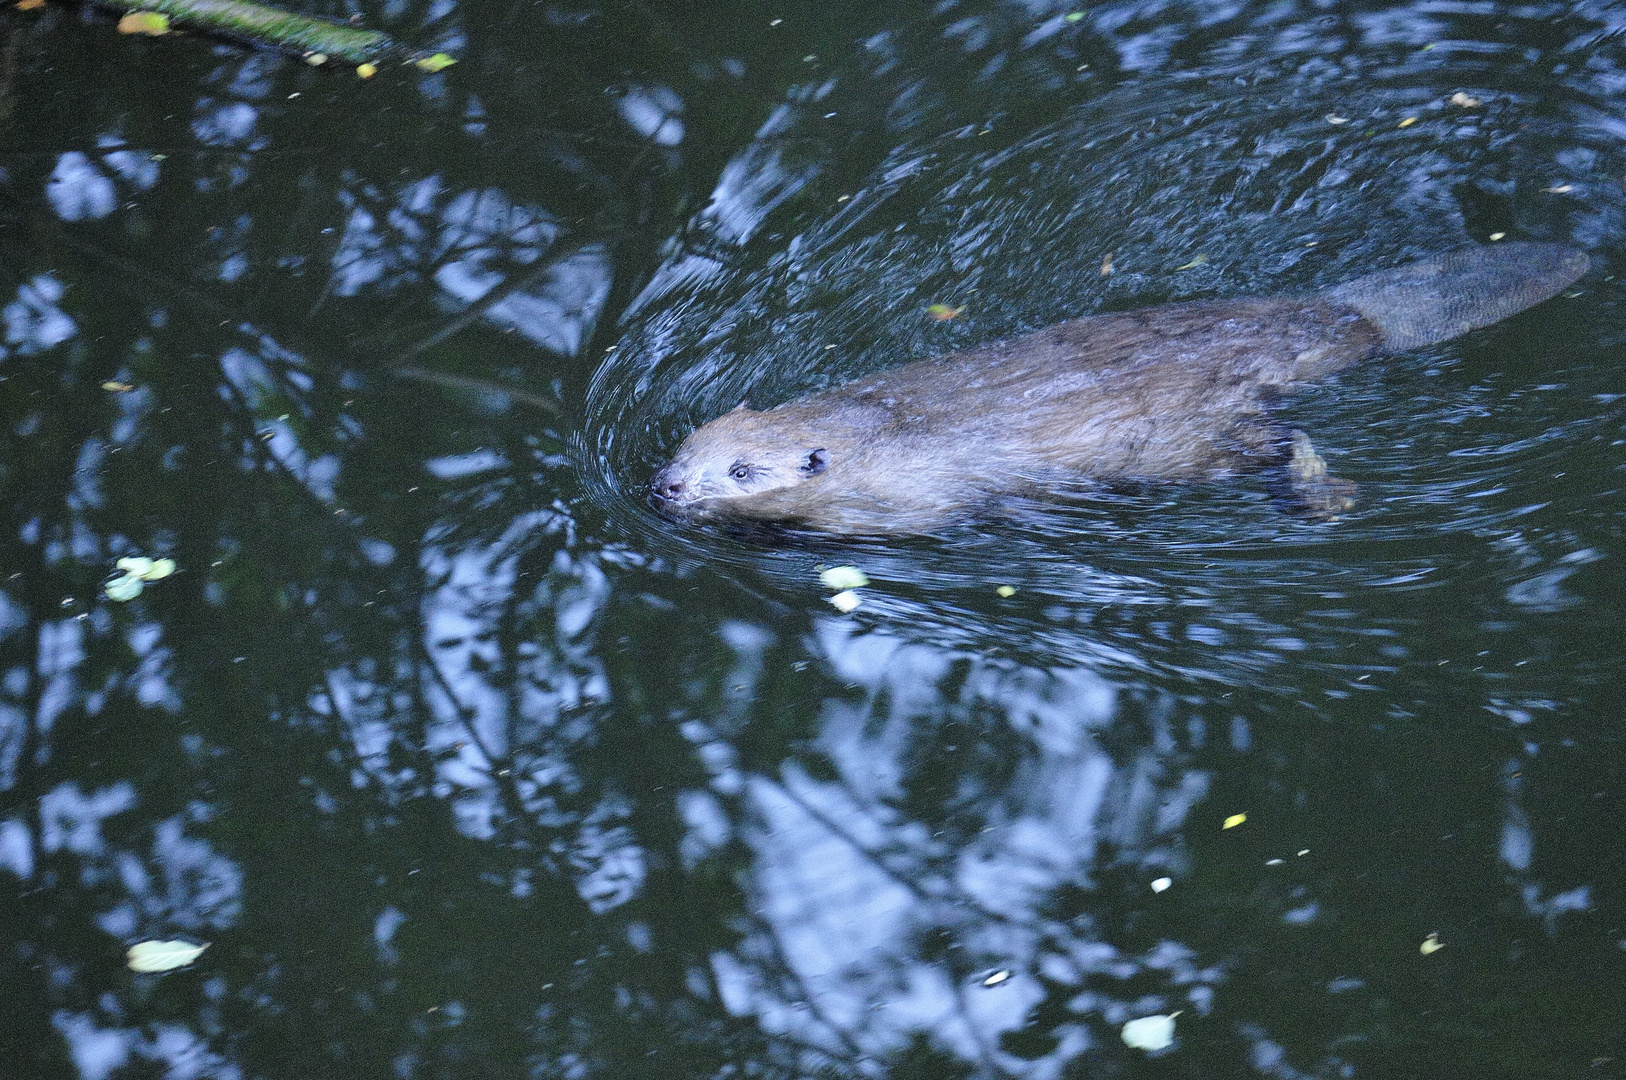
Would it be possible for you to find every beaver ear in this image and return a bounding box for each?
[801,448,829,475]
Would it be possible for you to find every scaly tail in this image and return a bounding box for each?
[1322,241,1590,350]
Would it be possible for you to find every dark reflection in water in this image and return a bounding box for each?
[2,0,1624,1077]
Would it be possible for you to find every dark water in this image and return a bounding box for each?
[3,0,1625,1076]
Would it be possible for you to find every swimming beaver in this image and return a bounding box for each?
[651,242,1589,535]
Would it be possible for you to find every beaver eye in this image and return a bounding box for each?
[728,462,751,481]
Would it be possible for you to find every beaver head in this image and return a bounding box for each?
[649,404,837,519]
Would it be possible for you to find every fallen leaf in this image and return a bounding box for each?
[1325,114,1350,125]
[105,575,144,602]
[1542,184,1574,194]
[1449,92,1481,107]
[1064,11,1084,21]
[412,52,457,73]
[116,556,154,578]
[981,969,1012,986]
[1265,858,1284,866]
[926,303,965,321]
[16,0,44,11]
[1397,116,1417,128]
[356,62,378,78]
[1489,232,1506,241]
[304,51,328,66]
[1122,1014,1177,1051]
[1173,254,1208,271]
[1420,932,1445,955]
[117,11,169,35]
[101,381,135,392]
[1100,253,1114,276]
[996,585,1016,598]
[127,939,208,972]
[1150,877,1171,892]
[1223,812,1247,829]
[819,566,869,591]
[828,590,861,613]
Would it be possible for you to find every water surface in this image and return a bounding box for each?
[2,0,1624,1077]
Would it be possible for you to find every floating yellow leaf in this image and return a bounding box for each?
[1542,184,1574,194]
[304,51,328,65]
[117,11,169,35]
[1122,1014,1177,1051]
[105,575,144,602]
[926,304,965,321]
[127,939,209,972]
[981,969,1012,986]
[827,590,861,613]
[819,565,868,591]
[1150,877,1171,892]
[996,585,1016,598]
[356,62,378,78]
[101,381,135,392]
[412,52,457,72]
[16,0,44,11]
[1420,932,1444,955]
[1100,253,1114,276]
[1449,92,1481,107]
[1173,254,1208,271]
[1397,116,1417,128]
[1063,11,1084,21]
[1489,232,1506,241]
[1223,812,1247,829]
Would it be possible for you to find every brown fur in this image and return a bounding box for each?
[650,242,1588,535]
[652,299,1381,534]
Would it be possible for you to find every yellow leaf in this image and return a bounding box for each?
[127,939,209,972]
[101,380,135,392]
[17,0,45,11]
[117,11,169,35]
[304,51,328,66]
[925,304,964,321]
[1420,933,1444,955]
[356,62,378,78]
[1397,116,1417,128]
[827,590,861,613]
[1489,232,1506,241]
[412,52,457,72]
[1222,812,1247,829]
[996,585,1016,598]
[1174,254,1209,271]
[818,566,868,591]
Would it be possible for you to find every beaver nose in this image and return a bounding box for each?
[650,467,686,502]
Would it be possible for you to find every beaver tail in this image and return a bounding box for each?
[1322,241,1590,351]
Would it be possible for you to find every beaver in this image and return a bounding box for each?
[651,242,1590,535]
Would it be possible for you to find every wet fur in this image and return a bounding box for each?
[652,243,1588,535]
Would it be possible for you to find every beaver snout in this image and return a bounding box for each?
[649,465,690,505]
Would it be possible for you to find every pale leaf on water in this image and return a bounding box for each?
[819,566,869,590]
[827,590,861,613]
[1223,812,1247,829]
[1121,1014,1176,1051]
[127,940,209,972]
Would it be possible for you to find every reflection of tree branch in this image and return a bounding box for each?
[952,978,1020,1080]
[748,910,876,1071]
[384,256,558,370]
[765,774,1022,930]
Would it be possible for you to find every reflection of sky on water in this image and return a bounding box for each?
[4,0,1624,1075]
